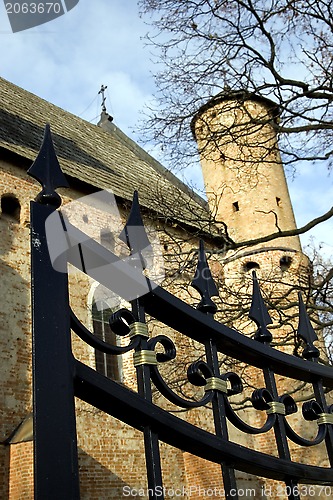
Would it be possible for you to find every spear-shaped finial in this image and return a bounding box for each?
[297,293,320,360]
[191,240,219,314]
[27,124,69,208]
[249,271,273,343]
[119,191,152,268]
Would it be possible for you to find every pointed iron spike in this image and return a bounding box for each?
[297,292,320,360]
[249,271,273,343]
[119,190,152,256]
[191,240,218,314]
[28,124,69,208]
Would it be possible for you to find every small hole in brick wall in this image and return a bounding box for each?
[243,261,260,272]
[232,201,239,212]
[82,214,89,223]
[280,255,292,271]
[1,194,20,223]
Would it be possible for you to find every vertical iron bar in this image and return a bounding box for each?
[263,367,300,500]
[192,241,238,499]
[312,379,333,466]
[120,190,164,499]
[205,338,239,500]
[31,201,80,499]
[132,297,164,500]
[297,295,333,467]
[250,272,299,500]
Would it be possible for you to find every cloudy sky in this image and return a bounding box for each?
[0,0,332,256]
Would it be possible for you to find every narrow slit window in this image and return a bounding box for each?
[232,201,239,212]
[276,197,281,207]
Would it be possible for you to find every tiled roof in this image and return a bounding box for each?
[0,77,224,238]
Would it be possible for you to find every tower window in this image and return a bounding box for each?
[243,261,260,272]
[232,201,239,212]
[1,194,20,223]
[280,256,292,271]
[276,197,281,207]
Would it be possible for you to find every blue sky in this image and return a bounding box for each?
[0,0,332,257]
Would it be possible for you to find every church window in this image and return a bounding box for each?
[92,296,122,381]
[1,194,20,223]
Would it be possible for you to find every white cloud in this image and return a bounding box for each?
[0,1,155,120]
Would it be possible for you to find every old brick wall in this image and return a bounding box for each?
[8,442,33,500]
[0,159,35,499]
[0,157,195,498]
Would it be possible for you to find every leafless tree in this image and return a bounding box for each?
[135,1,333,365]
[138,0,333,174]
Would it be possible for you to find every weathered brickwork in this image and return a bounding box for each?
[0,159,35,499]
[0,156,203,498]
[8,442,33,499]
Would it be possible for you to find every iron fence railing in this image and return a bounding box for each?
[29,125,333,500]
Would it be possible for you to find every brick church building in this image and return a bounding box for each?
[0,77,330,498]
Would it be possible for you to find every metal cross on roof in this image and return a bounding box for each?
[99,84,108,113]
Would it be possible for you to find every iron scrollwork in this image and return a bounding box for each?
[30,126,333,500]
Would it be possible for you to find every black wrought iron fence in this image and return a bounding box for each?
[29,126,333,500]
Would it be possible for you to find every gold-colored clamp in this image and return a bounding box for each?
[133,350,157,367]
[129,322,149,339]
[318,413,333,425]
[205,377,228,394]
[266,401,286,415]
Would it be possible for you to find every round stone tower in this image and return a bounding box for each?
[188,94,326,499]
[191,92,301,252]
[190,91,315,359]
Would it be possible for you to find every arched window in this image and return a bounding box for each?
[92,286,122,381]
[1,194,21,223]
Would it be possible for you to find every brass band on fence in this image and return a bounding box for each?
[133,350,158,366]
[129,322,149,338]
[205,377,228,394]
[266,401,286,415]
[318,413,333,425]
